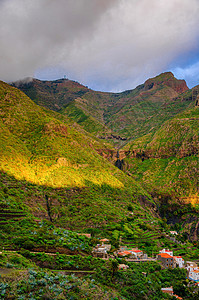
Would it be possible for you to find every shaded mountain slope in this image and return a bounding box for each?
[12,78,90,112]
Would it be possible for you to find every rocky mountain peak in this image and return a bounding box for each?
[144,72,189,94]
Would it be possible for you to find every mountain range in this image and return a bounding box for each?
[13,72,197,144]
[0,71,198,242]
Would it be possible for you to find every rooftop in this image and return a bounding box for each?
[158,253,173,258]
[118,251,131,256]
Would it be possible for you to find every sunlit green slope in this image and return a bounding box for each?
[0,80,119,188]
[0,80,163,236]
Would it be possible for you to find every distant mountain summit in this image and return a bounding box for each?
[12,78,90,112]
[144,72,188,94]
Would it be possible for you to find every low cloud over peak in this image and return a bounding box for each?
[1,0,199,91]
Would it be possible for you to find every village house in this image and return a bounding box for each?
[117,247,144,259]
[186,261,198,272]
[100,238,109,244]
[119,246,127,252]
[159,248,173,256]
[92,245,108,259]
[130,249,143,258]
[174,296,183,300]
[188,269,199,282]
[100,242,111,252]
[185,261,199,283]
[117,250,134,258]
[161,287,174,296]
[118,264,129,270]
[173,256,184,268]
[92,240,111,259]
[157,253,174,268]
[170,231,178,235]
[161,287,182,299]
[157,249,181,268]
[158,248,187,269]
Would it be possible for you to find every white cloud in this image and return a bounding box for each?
[0,0,199,91]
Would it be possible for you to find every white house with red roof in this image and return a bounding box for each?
[159,249,173,256]
[186,261,198,273]
[129,248,143,258]
[117,248,143,258]
[185,261,199,283]
[161,286,173,296]
[117,250,133,257]
[173,256,184,268]
[188,269,199,282]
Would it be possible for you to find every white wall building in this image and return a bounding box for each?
[186,262,198,273]
[189,270,199,282]
[159,249,173,257]
[173,256,184,268]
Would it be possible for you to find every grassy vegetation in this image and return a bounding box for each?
[0,74,198,299]
[122,106,199,242]
[0,80,135,189]
[60,99,111,137]
[124,107,199,198]
[1,252,198,299]
[0,262,122,299]
[0,218,92,253]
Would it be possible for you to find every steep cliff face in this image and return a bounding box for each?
[144,72,188,94]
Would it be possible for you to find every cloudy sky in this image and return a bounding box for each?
[1,0,199,92]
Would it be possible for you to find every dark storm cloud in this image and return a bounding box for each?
[0,0,118,81]
[1,0,199,91]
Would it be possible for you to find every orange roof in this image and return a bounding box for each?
[131,249,142,253]
[193,270,199,273]
[118,251,131,256]
[158,253,173,258]
[173,256,182,258]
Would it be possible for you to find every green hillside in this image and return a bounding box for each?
[123,106,199,200]
[60,98,111,137]
[0,80,116,188]
[120,106,199,241]
[1,78,199,300]
[0,80,157,230]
